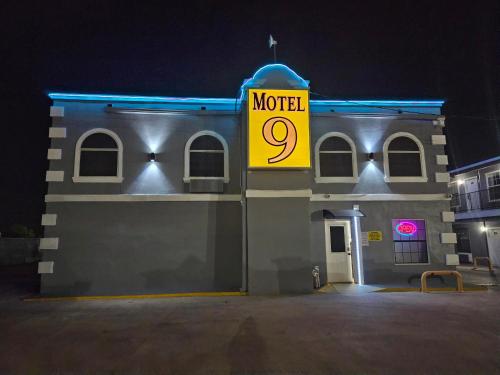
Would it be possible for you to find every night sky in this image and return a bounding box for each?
[1,0,499,233]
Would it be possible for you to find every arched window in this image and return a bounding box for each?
[383,132,427,182]
[183,131,229,183]
[73,128,123,183]
[315,132,358,183]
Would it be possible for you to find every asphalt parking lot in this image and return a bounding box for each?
[0,276,499,375]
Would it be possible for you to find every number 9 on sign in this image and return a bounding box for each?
[262,117,297,163]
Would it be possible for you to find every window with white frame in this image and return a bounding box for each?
[183,131,229,183]
[383,132,427,182]
[315,132,358,183]
[73,128,123,183]
[486,171,500,201]
[392,219,429,264]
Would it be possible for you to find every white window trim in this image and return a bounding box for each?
[73,128,124,183]
[486,170,500,202]
[183,130,229,183]
[314,132,359,183]
[392,218,430,266]
[383,132,427,183]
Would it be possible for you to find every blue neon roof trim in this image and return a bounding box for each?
[48,92,444,107]
[449,156,500,174]
[241,63,309,90]
[311,100,445,107]
[48,92,237,104]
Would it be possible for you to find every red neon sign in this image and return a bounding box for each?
[396,221,417,236]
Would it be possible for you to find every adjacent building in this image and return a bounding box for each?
[40,64,454,296]
[449,156,500,267]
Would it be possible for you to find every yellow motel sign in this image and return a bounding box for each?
[248,89,310,168]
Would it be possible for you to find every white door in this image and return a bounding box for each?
[325,220,354,282]
[486,228,500,267]
[464,178,480,210]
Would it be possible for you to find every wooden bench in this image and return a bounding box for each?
[421,270,464,293]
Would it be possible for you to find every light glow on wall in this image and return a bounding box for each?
[354,161,391,194]
[126,162,173,194]
[353,207,364,285]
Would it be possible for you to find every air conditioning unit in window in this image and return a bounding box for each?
[189,179,224,193]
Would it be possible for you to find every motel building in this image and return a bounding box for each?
[40,64,457,296]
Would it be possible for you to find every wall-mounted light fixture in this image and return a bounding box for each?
[457,179,465,185]
[148,152,156,162]
[367,152,375,161]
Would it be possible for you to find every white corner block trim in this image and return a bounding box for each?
[435,172,450,183]
[446,254,460,266]
[246,189,312,198]
[41,214,57,226]
[431,135,446,145]
[440,233,457,244]
[50,106,64,117]
[46,170,64,182]
[38,261,54,274]
[47,148,62,160]
[39,238,59,250]
[436,155,448,165]
[441,211,455,222]
[49,127,67,138]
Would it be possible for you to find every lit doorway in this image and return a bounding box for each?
[324,220,354,283]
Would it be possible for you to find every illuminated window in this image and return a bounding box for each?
[383,132,427,182]
[486,171,500,201]
[184,131,229,183]
[392,219,428,264]
[315,132,358,183]
[73,128,123,183]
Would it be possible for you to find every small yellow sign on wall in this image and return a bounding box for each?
[368,231,383,241]
[248,89,310,168]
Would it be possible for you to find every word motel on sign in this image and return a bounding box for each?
[252,92,306,112]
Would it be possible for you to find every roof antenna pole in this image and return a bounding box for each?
[268,35,278,63]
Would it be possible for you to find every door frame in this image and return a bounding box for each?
[464,177,480,210]
[324,219,354,283]
[486,227,500,266]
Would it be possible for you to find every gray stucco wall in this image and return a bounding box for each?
[43,90,448,295]
[41,201,242,296]
[49,102,241,195]
[311,200,454,286]
[247,197,312,295]
[49,103,446,197]
[310,114,447,194]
